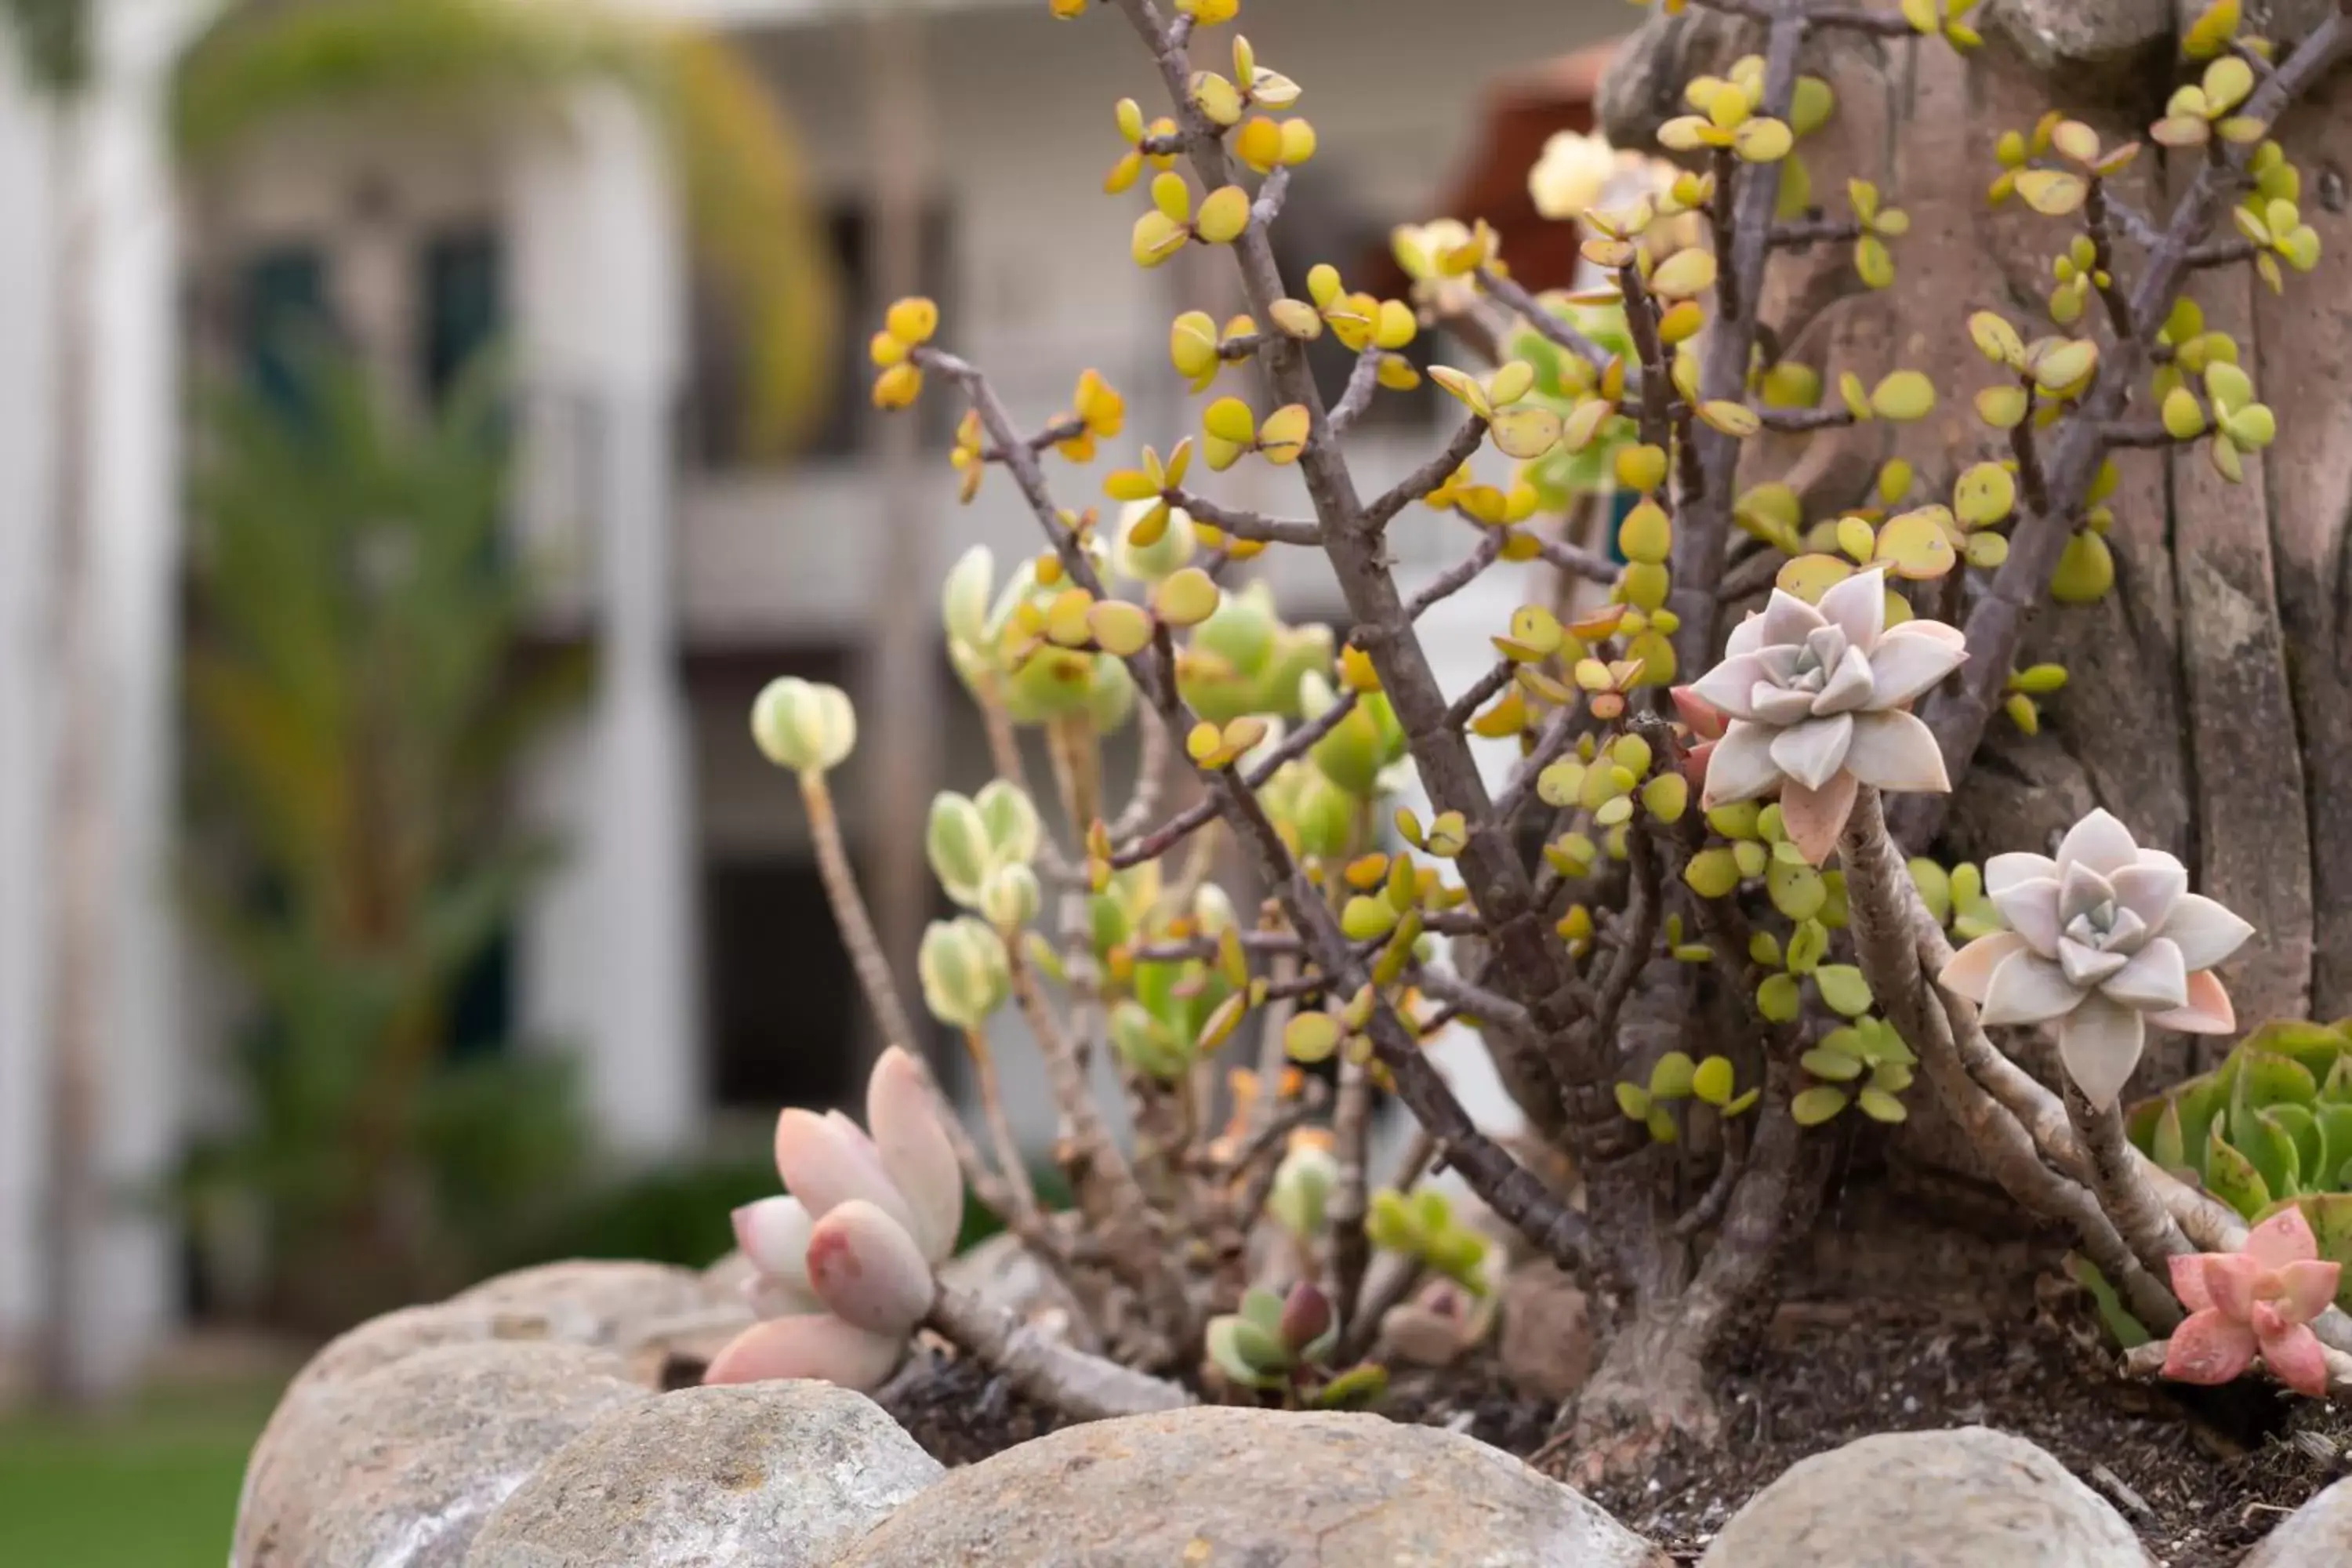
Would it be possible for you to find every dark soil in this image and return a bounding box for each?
[863,1283,2352,1566]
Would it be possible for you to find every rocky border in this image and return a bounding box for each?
[228,1255,2352,1566]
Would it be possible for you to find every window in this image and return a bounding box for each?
[419,225,504,404]
[1265,169,1440,434]
[237,245,338,418]
[684,199,954,467]
[691,645,968,1115]
[704,858,862,1110]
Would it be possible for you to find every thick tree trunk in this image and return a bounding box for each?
[1604,3,2352,1091]
[1542,3,2352,1452]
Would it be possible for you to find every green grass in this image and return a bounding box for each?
[0,1382,278,1568]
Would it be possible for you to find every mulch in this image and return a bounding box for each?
[869,1283,2352,1566]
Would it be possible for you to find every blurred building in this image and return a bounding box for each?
[0,0,1622,1391]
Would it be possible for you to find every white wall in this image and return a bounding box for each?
[681,0,1622,633]
[0,31,60,1372]
[681,0,1617,1148]
[0,0,208,1395]
[506,89,705,1156]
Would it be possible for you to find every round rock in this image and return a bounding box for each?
[2243,1474,2352,1567]
[1699,1427,2146,1567]
[463,1381,940,1567]
[701,1249,757,1307]
[280,1298,606,1403]
[833,1404,1667,1567]
[232,1340,647,1568]
[456,1260,713,1353]
[1498,1261,1597,1402]
[235,1298,612,1533]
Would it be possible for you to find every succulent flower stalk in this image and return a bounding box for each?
[2162,1206,2341,1397]
[1939,808,2251,1110]
[1686,568,1965,864]
[750,677,857,777]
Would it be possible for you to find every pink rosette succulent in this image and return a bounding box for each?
[2163,1206,2342,1398]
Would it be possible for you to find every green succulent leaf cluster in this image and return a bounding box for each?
[1205,1282,1386,1408]
[1685,799,1853,927]
[1509,302,1637,507]
[927,781,1044,931]
[1616,1049,1759,1143]
[2127,1022,2352,1308]
[945,544,1138,731]
[1098,877,1242,1080]
[1177,580,1337,724]
[1366,1185,1490,1291]
[1794,1016,1916,1126]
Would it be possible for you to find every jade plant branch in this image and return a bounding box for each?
[731,0,2352,1443]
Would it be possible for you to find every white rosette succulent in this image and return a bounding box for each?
[1938,809,2253,1109]
[1690,568,1966,863]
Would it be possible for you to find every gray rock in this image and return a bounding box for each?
[463,1381,939,1567]
[2243,1474,2352,1566]
[1994,0,2173,70]
[1995,0,2172,69]
[234,1299,613,1541]
[278,1298,607,1403]
[701,1249,757,1308]
[832,1405,1667,1568]
[1499,1261,1597,1402]
[455,1260,713,1355]
[1700,1427,2147,1567]
[232,1340,647,1568]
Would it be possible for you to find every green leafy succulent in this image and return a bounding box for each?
[1205,1283,1387,1408]
[2127,1020,2352,1313]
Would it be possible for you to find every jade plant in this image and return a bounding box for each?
[720,0,2352,1454]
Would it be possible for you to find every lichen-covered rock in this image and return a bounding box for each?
[455,1260,713,1355]
[701,1248,757,1308]
[463,1382,938,1568]
[233,1298,612,1543]
[278,1298,607,1406]
[832,1405,1666,1567]
[1994,0,2172,70]
[1700,1427,2146,1566]
[231,1341,647,1568]
[1498,1261,1597,1402]
[2242,1475,2352,1567]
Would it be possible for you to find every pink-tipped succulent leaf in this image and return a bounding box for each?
[866,1046,966,1264]
[1689,569,1964,864]
[702,1311,909,1392]
[1938,808,2252,1109]
[732,1196,818,1304]
[804,1199,938,1339]
[2161,1207,2341,1398]
[772,1107,920,1237]
[1669,685,1728,742]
